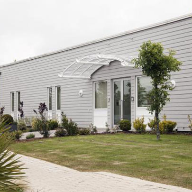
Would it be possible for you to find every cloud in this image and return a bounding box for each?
[0,0,191,65]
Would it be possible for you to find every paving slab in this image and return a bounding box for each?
[18,155,192,192]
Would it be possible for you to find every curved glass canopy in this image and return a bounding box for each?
[58,54,134,79]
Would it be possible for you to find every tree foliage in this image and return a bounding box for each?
[132,41,181,139]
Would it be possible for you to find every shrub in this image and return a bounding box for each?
[119,119,131,131]
[78,128,90,135]
[111,125,119,133]
[159,121,176,133]
[48,119,59,130]
[26,128,36,132]
[55,128,68,137]
[148,118,157,132]
[105,122,110,133]
[0,122,25,191]
[33,103,49,138]
[188,115,192,131]
[17,120,27,132]
[26,133,35,140]
[89,123,97,134]
[24,117,32,127]
[159,115,177,134]
[61,113,78,136]
[68,120,78,136]
[1,114,13,125]
[31,118,41,131]
[133,116,146,133]
[13,130,22,141]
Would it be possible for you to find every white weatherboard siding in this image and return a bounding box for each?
[0,15,191,130]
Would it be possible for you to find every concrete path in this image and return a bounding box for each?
[21,130,56,140]
[19,155,192,192]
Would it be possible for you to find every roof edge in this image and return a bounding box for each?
[0,13,192,68]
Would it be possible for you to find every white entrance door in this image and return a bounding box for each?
[136,76,154,130]
[93,81,107,128]
[113,78,131,125]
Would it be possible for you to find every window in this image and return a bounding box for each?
[56,86,61,110]
[137,76,152,107]
[11,92,14,112]
[95,81,107,108]
[48,88,52,110]
[17,91,20,111]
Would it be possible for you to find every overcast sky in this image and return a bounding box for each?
[0,0,191,65]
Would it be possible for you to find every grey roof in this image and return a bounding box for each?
[0,13,191,68]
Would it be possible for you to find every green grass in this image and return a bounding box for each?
[11,134,192,189]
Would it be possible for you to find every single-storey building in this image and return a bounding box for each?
[0,14,192,131]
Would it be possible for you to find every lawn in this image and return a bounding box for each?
[11,134,192,189]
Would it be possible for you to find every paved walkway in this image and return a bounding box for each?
[20,130,56,140]
[19,155,192,192]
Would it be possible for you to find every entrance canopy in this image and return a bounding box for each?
[58,54,134,79]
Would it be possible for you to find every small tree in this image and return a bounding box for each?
[33,103,49,138]
[132,41,181,140]
[18,101,24,118]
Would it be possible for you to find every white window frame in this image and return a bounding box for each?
[56,86,61,111]
[136,76,152,109]
[93,81,108,128]
[56,86,61,123]
[47,87,52,111]
[47,87,52,120]
[94,81,108,110]
[112,78,131,126]
[16,91,20,120]
[10,92,14,118]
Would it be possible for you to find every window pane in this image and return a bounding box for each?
[49,88,52,110]
[123,80,131,121]
[95,82,107,108]
[137,76,152,107]
[57,87,61,110]
[12,93,14,112]
[17,92,20,111]
[114,81,121,124]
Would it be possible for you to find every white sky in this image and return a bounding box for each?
[0,0,191,65]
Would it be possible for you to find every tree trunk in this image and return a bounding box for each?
[155,110,160,140]
[154,83,160,140]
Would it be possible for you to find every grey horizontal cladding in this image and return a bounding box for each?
[163,106,192,111]
[166,103,192,107]
[173,81,192,88]
[1,29,190,79]
[169,98,192,104]
[109,29,192,55]
[1,15,191,69]
[171,89,192,95]
[0,18,190,71]
[0,15,191,129]
[171,73,192,80]
[170,94,192,99]
[161,110,192,115]
[162,114,190,119]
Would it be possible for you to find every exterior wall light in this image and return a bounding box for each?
[79,90,83,97]
[170,80,176,88]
